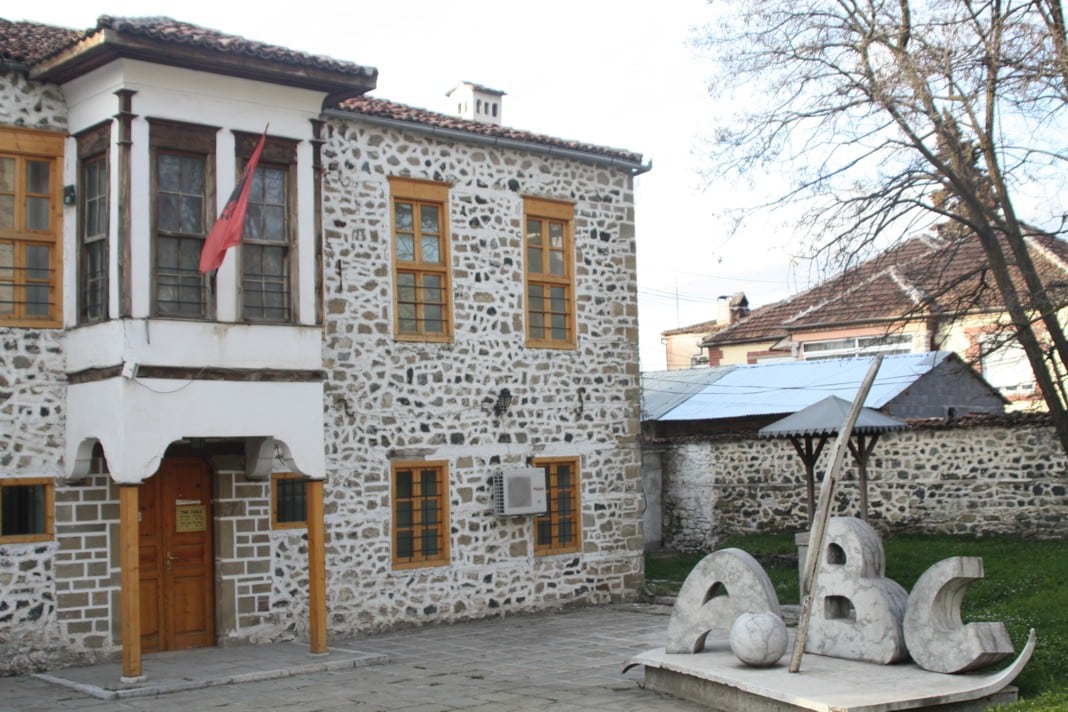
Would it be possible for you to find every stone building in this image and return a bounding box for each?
[0,15,647,676]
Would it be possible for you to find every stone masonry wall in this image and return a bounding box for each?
[318,117,644,635]
[659,418,1068,552]
[0,71,71,674]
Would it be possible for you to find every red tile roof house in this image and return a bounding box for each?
[0,15,649,677]
[694,232,1068,409]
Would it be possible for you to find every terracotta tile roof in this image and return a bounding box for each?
[0,18,84,65]
[662,319,723,337]
[89,16,376,80]
[703,231,1068,347]
[336,96,645,166]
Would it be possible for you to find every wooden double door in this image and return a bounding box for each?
[138,457,214,653]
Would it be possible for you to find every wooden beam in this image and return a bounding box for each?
[307,479,327,654]
[790,356,883,674]
[118,484,143,681]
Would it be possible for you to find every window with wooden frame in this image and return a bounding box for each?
[78,123,110,324]
[238,132,297,323]
[150,120,216,319]
[533,457,581,556]
[392,461,450,569]
[389,177,452,340]
[0,127,64,327]
[524,198,575,348]
[271,473,307,529]
[0,477,54,544]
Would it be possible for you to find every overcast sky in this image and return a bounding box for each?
[14,1,812,370]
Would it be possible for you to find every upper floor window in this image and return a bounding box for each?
[0,127,63,327]
[800,333,913,360]
[392,461,450,569]
[239,132,297,323]
[524,198,575,348]
[150,120,216,319]
[389,177,452,341]
[533,457,581,556]
[78,122,111,324]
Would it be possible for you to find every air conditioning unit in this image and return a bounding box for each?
[492,468,547,516]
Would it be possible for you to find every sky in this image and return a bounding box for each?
[13,1,812,370]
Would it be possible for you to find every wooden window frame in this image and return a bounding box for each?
[271,473,307,530]
[389,177,453,342]
[391,460,450,569]
[0,477,54,544]
[0,127,64,328]
[523,197,576,349]
[533,457,582,556]
[149,119,217,320]
[236,132,298,324]
[77,122,111,324]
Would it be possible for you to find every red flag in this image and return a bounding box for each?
[199,126,268,273]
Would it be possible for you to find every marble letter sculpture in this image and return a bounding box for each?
[904,556,1014,673]
[804,517,909,664]
[666,548,782,654]
[665,518,1019,672]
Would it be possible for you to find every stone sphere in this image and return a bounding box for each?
[729,612,788,667]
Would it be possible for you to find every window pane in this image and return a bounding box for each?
[549,221,564,248]
[422,235,441,264]
[25,285,49,316]
[0,195,13,230]
[26,245,50,280]
[394,202,413,233]
[182,158,204,194]
[158,154,180,191]
[527,219,542,245]
[180,196,203,234]
[276,478,306,524]
[527,246,543,274]
[396,470,412,499]
[262,205,286,241]
[158,194,179,232]
[26,160,50,194]
[536,519,552,545]
[396,531,413,559]
[549,249,565,276]
[396,234,415,262]
[422,528,439,556]
[1,484,46,536]
[396,501,413,528]
[420,469,438,497]
[420,205,439,235]
[0,157,13,192]
[26,197,49,231]
[265,168,285,203]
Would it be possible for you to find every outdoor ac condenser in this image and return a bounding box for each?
[492,468,547,516]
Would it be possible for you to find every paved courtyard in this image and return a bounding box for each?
[0,603,706,711]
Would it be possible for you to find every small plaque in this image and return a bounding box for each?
[176,504,207,533]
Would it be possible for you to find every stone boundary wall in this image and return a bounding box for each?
[657,417,1068,552]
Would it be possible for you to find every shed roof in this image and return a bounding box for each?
[657,352,953,421]
[758,395,907,438]
[641,366,736,421]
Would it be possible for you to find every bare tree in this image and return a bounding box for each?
[701,0,1068,454]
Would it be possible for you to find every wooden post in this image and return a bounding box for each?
[307,479,327,654]
[118,484,143,681]
[789,355,883,674]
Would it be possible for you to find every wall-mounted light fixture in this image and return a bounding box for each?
[63,185,76,206]
[493,388,513,417]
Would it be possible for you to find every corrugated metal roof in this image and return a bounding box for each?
[640,366,737,421]
[759,396,907,437]
[658,352,950,421]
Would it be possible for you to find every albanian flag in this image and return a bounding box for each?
[199,126,268,273]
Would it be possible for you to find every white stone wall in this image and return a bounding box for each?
[659,418,1068,552]
[317,117,644,634]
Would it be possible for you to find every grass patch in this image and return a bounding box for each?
[646,532,1068,706]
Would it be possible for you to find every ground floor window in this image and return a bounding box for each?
[0,477,53,543]
[392,461,449,569]
[533,457,581,556]
[271,473,306,529]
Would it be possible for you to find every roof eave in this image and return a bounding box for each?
[325,107,650,175]
[30,28,377,100]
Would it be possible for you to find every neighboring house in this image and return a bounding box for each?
[693,233,1068,408]
[660,291,748,369]
[0,16,647,676]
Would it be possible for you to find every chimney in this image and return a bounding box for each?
[716,292,749,324]
[446,81,505,125]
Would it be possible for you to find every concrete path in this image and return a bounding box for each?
[0,603,705,711]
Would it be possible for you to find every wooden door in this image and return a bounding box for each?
[138,457,214,652]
